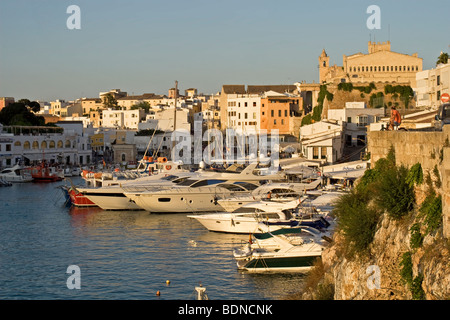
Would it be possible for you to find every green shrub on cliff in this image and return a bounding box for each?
[334,189,380,255]
[375,165,415,220]
[399,251,413,286]
[420,190,443,233]
[335,147,418,255]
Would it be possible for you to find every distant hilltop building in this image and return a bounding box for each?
[319,41,423,87]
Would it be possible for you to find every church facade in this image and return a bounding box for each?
[319,41,423,87]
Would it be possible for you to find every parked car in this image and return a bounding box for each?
[434,103,450,131]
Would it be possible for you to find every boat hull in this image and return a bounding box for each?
[83,192,142,210]
[189,214,289,234]
[237,254,320,272]
[69,189,97,207]
[125,191,224,213]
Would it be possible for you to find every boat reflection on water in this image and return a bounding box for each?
[69,205,104,215]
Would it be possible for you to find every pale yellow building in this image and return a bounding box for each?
[81,98,103,115]
[320,41,423,87]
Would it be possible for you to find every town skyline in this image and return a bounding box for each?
[0,0,449,101]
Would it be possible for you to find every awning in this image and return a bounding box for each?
[323,168,366,179]
[23,153,58,161]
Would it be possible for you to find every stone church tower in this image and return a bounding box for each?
[318,49,330,84]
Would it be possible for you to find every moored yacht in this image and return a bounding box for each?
[78,172,197,210]
[123,163,284,213]
[0,164,33,182]
[233,225,327,272]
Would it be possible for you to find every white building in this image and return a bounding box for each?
[416,62,450,109]
[327,102,384,146]
[299,121,344,164]
[227,94,261,133]
[0,122,92,167]
[138,108,190,132]
[50,99,69,116]
[102,108,145,129]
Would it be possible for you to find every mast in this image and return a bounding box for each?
[172,80,178,158]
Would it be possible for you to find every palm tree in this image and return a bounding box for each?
[436,52,449,66]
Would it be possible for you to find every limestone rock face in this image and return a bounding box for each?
[321,214,450,300]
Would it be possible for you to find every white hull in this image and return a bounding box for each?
[77,172,198,210]
[0,175,33,183]
[83,193,142,210]
[126,190,224,213]
[188,213,288,234]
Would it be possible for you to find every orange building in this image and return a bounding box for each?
[260,95,302,135]
[0,97,14,111]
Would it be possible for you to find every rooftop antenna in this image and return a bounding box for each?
[388,24,390,42]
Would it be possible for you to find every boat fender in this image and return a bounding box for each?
[165,165,172,170]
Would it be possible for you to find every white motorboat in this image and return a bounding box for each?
[217,179,322,212]
[124,178,260,213]
[123,163,284,213]
[233,226,327,272]
[0,165,33,182]
[188,198,304,234]
[188,197,334,234]
[78,172,198,210]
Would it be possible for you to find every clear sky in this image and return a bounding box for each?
[0,0,449,101]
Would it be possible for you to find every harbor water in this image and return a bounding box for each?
[0,177,306,300]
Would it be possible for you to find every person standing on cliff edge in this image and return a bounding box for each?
[389,106,401,130]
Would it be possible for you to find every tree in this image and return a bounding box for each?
[436,52,449,66]
[28,101,41,113]
[0,102,45,126]
[131,101,151,113]
[102,93,119,109]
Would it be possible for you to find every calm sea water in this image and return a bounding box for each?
[0,177,306,300]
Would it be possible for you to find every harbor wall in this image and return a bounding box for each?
[367,125,450,239]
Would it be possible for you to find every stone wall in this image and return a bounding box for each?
[367,126,450,238]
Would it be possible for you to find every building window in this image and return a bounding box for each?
[271,110,274,117]
[320,147,327,159]
[278,110,281,117]
[274,119,277,125]
[358,115,368,127]
[244,102,248,107]
[253,102,256,107]
[312,147,319,159]
[281,119,284,125]
[437,75,441,86]
[284,110,288,117]
[244,113,248,119]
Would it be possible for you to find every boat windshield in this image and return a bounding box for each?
[217,184,247,192]
[172,177,191,184]
[190,179,227,187]
[161,175,179,181]
[233,182,259,190]
[176,179,199,186]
